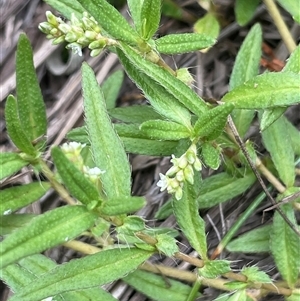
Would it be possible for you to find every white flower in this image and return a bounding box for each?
[157,173,169,192]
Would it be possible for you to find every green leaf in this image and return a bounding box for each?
[16,34,47,144]
[1,254,119,301]
[260,115,295,187]
[193,103,234,140]
[67,125,179,156]
[140,0,161,40]
[128,0,143,33]
[156,170,256,218]
[0,182,51,215]
[230,23,261,136]
[51,146,101,205]
[0,152,28,180]
[0,205,97,268]
[197,171,256,209]
[140,120,191,140]
[0,214,36,235]
[193,13,220,42]
[155,233,179,256]
[270,204,300,288]
[287,290,300,301]
[101,196,146,215]
[117,48,192,127]
[10,248,152,301]
[43,0,85,19]
[222,72,300,108]
[101,70,124,109]
[235,0,260,26]
[276,0,300,23]
[5,95,37,156]
[284,116,300,155]
[82,63,131,198]
[109,105,163,123]
[172,173,208,260]
[156,33,216,54]
[283,45,300,73]
[226,225,272,253]
[260,107,286,131]
[241,266,272,284]
[201,142,221,170]
[118,43,209,116]
[199,260,231,278]
[78,0,140,44]
[226,290,247,301]
[123,270,195,301]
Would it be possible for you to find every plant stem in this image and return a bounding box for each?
[63,240,101,254]
[39,159,76,205]
[255,157,286,193]
[263,0,297,53]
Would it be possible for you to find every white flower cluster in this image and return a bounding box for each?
[39,11,117,57]
[157,144,202,200]
[61,142,104,183]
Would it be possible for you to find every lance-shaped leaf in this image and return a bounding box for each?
[123,270,197,301]
[156,33,216,54]
[0,205,97,268]
[1,254,119,301]
[109,105,163,124]
[140,0,161,40]
[51,146,101,205]
[283,45,300,74]
[222,72,300,109]
[101,196,146,215]
[16,34,47,144]
[235,0,260,26]
[172,173,208,260]
[44,0,85,19]
[226,225,272,253]
[128,0,143,32]
[194,103,234,140]
[67,125,179,156]
[270,204,300,288]
[197,171,256,209]
[0,182,51,215]
[140,120,191,140]
[117,48,191,127]
[0,214,36,235]
[101,70,124,109]
[78,0,140,44]
[5,95,37,156]
[118,43,208,116]
[230,23,261,137]
[241,266,272,284]
[9,248,152,301]
[261,115,295,187]
[284,117,300,155]
[82,63,131,198]
[0,152,28,180]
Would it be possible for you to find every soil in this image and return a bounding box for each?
[1,1,299,300]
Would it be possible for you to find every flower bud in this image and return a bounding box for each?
[46,11,58,26]
[38,22,53,34]
[90,48,102,57]
[175,186,183,200]
[88,39,106,50]
[193,157,202,171]
[58,23,72,34]
[175,170,184,182]
[184,165,194,185]
[52,36,65,45]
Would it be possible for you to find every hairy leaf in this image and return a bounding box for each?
[0,152,28,180]
[235,0,260,25]
[0,182,50,215]
[82,63,131,198]
[222,72,300,109]
[10,248,152,301]
[0,205,97,268]
[43,0,85,19]
[16,34,47,144]
[156,33,216,54]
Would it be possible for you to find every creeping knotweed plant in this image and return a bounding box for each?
[157,144,202,200]
[1,1,300,301]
